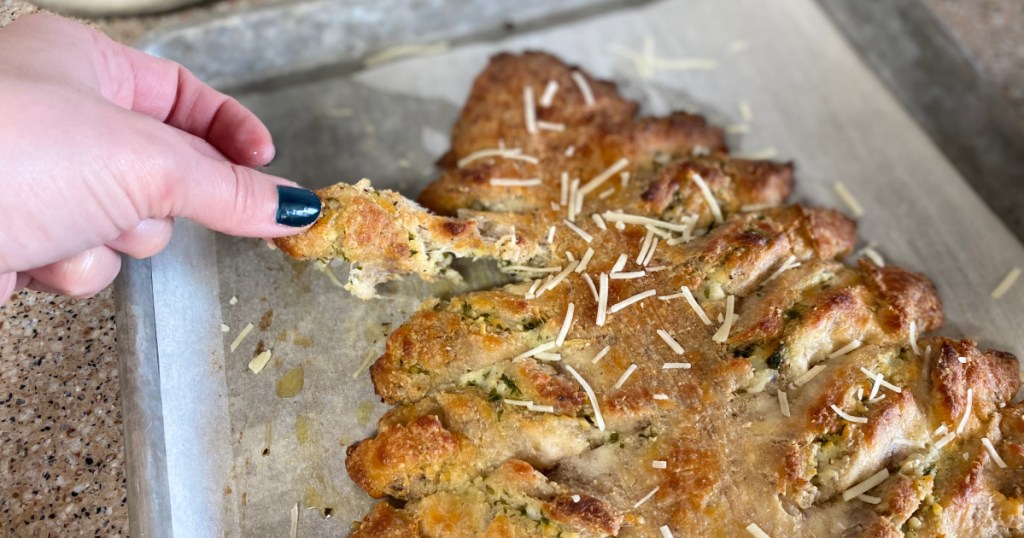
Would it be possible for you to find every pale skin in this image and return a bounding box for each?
[0,14,320,303]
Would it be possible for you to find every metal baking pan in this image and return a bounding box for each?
[114,0,1024,535]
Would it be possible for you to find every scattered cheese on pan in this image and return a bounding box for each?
[457,147,538,168]
[653,393,669,400]
[220,324,230,333]
[613,363,639,389]
[711,295,736,343]
[657,329,685,355]
[571,70,596,106]
[610,254,628,274]
[523,85,538,134]
[834,181,865,217]
[831,404,868,424]
[582,273,599,302]
[537,121,566,132]
[533,352,562,362]
[289,502,298,538]
[556,303,575,346]
[857,494,881,504]
[229,296,238,305]
[908,320,921,355]
[991,267,1021,299]
[956,388,973,434]
[652,460,668,469]
[563,218,593,243]
[842,468,889,501]
[539,80,559,107]
[597,273,610,326]
[565,365,605,431]
[982,438,1008,468]
[690,172,723,224]
[248,350,273,374]
[490,177,542,187]
[829,340,862,359]
[763,255,801,285]
[545,261,581,292]
[663,362,691,369]
[793,364,826,387]
[610,290,657,313]
[610,271,646,280]
[778,390,790,418]
[564,145,576,157]
[632,486,660,508]
[739,100,754,122]
[229,323,255,352]
[514,341,558,361]
[934,431,956,449]
[591,345,611,364]
[735,147,777,160]
[576,248,595,273]
[571,494,581,503]
[660,525,674,538]
[745,523,771,538]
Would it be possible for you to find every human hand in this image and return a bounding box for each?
[0,14,321,303]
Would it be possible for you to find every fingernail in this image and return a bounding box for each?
[276,186,321,227]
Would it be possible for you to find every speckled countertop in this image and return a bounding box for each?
[0,0,1020,535]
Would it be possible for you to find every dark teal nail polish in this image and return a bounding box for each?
[276,186,321,227]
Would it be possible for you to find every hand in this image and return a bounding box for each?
[0,14,321,303]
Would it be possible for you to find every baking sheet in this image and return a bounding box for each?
[130,0,1024,535]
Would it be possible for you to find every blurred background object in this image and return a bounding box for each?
[31,0,210,16]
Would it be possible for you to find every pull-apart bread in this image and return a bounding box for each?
[275,52,1024,537]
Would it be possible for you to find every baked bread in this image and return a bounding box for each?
[279,53,1023,537]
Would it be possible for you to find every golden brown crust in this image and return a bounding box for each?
[273,52,1022,537]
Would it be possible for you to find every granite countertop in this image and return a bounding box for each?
[0,0,1020,535]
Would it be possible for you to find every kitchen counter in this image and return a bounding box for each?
[0,0,1020,535]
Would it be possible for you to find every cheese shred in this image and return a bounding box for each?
[956,388,973,435]
[229,323,255,352]
[711,295,736,343]
[571,71,596,106]
[523,85,538,134]
[834,181,865,217]
[610,290,657,314]
[778,390,790,418]
[657,329,685,355]
[539,80,559,107]
[842,469,889,501]
[992,267,1021,299]
[982,438,1008,468]
[613,363,638,390]
[691,172,723,224]
[597,273,609,326]
[556,303,575,346]
[745,523,771,538]
[831,404,868,424]
[565,365,605,431]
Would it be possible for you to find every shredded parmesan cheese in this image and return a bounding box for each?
[526,279,542,299]
[957,388,973,435]
[457,147,538,168]
[643,238,660,266]
[220,324,230,333]
[793,364,826,387]
[537,121,566,132]
[582,273,599,302]
[613,363,638,389]
[591,345,611,364]
[592,213,607,231]
[597,273,609,326]
[842,469,889,501]
[745,523,771,538]
[934,431,956,449]
[834,181,865,217]
[688,172,723,224]
[740,202,777,212]
[575,248,595,274]
[523,85,537,134]
[514,341,558,361]
[578,158,630,207]
[763,255,801,285]
[560,172,569,206]
[894,438,927,450]
[610,290,657,314]
[663,362,691,369]
[652,460,668,469]
[934,424,949,437]
[230,323,255,352]
[660,525,674,538]
[556,303,575,346]
[490,177,542,187]
[564,145,576,157]
[528,403,555,413]
[598,188,615,199]
[546,225,557,244]
[248,350,273,374]
[859,367,902,395]
[610,271,646,280]
[712,295,736,343]
[734,147,777,160]
[857,494,881,504]
[860,246,885,267]
[534,352,562,362]
[571,71,595,106]
[829,340,862,359]
[778,390,790,417]
[565,365,605,431]
[503,399,533,407]
[602,211,691,232]
[539,80,559,107]
[831,404,868,424]
[657,329,685,355]
[505,265,562,274]
[229,296,238,305]
[544,260,581,293]
[992,267,1021,299]
[633,486,660,508]
[909,321,921,355]
[653,393,669,400]
[610,254,628,274]
[620,171,631,187]
[563,219,593,243]
[982,438,1008,468]
[571,494,581,503]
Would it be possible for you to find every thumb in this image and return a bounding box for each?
[165,151,321,239]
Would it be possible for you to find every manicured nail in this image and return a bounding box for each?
[276,186,321,227]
